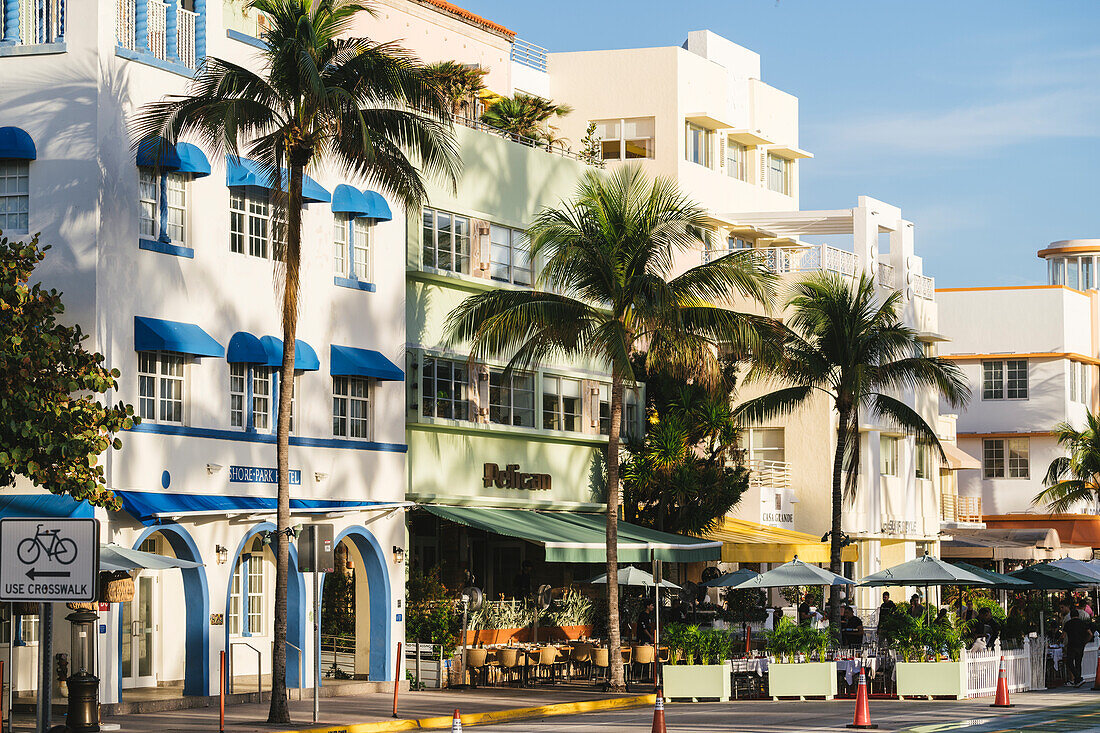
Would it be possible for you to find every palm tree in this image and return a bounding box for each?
[422,60,488,119]
[480,93,572,141]
[734,272,969,622]
[444,165,778,690]
[1034,412,1100,513]
[132,0,459,722]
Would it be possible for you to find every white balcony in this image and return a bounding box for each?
[0,0,64,45]
[116,0,198,70]
[942,492,982,524]
[748,458,791,491]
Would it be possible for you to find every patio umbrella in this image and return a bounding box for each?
[98,543,205,573]
[1050,557,1100,584]
[587,566,680,589]
[728,557,854,590]
[700,568,759,587]
[857,555,990,587]
[950,562,1031,590]
[1008,564,1088,590]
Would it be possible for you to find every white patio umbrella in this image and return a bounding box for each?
[587,566,680,588]
[728,557,854,590]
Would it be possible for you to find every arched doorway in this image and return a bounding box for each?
[120,525,209,698]
[223,523,306,690]
[319,526,392,682]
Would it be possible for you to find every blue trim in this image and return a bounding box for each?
[139,238,194,258]
[330,345,404,381]
[226,28,267,49]
[3,0,20,43]
[127,526,210,696]
[114,46,195,78]
[328,527,393,681]
[134,315,224,357]
[0,42,66,57]
[0,494,92,518]
[158,173,170,242]
[125,421,408,453]
[0,127,36,160]
[334,277,376,292]
[224,156,330,204]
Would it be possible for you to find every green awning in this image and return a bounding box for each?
[419,505,721,563]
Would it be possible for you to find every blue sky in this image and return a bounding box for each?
[457,0,1099,288]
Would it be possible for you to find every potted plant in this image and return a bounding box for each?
[662,625,733,702]
[894,614,968,699]
[766,618,838,700]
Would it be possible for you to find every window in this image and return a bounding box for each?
[1050,258,1066,286]
[623,387,641,439]
[422,207,470,274]
[984,438,1029,479]
[138,351,184,424]
[166,173,187,241]
[228,560,241,635]
[138,169,188,243]
[230,187,284,260]
[252,368,271,431]
[915,443,934,479]
[543,376,581,432]
[333,376,371,439]
[880,435,899,476]
[749,428,786,464]
[489,369,535,427]
[766,153,790,195]
[229,551,265,636]
[246,554,264,635]
[334,214,372,281]
[139,169,158,238]
[489,224,532,286]
[1084,258,1095,290]
[594,117,655,160]
[0,160,29,235]
[598,383,611,435]
[1068,258,1080,290]
[982,359,1028,400]
[726,140,748,181]
[422,356,469,420]
[1070,361,1090,404]
[230,363,246,428]
[685,122,711,167]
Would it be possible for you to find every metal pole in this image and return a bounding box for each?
[414,644,421,691]
[35,603,52,733]
[391,641,401,718]
[7,603,13,733]
[313,529,320,723]
[219,650,225,733]
[652,554,661,691]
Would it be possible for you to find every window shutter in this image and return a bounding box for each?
[719,135,727,170]
[759,150,768,186]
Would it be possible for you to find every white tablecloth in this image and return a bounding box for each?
[836,657,878,685]
[732,658,769,677]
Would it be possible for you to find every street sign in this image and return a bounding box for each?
[297,524,334,574]
[0,518,99,602]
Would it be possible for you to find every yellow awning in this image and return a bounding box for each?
[942,443,981,471]
[704,517,859,564]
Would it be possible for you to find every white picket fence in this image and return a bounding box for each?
[964,644,1033,698]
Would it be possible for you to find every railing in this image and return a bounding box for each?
[943,493,982,523]
[877,262,896,289]
[147,0,165,59]
[756,245,861,278]
[178,6,196,68]
[320,634,356,678]
[913,273,935,300]
[511,38,548,72]
[115,0,134,49]
[452,113,598,165]
[748,459,791,491]
[279,640,303,698]
[228,641,262,698]
[115,0,199,69]
[1,0,64,44]
[964,643,1033,698]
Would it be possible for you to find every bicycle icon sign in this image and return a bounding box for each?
[0,518,98,602]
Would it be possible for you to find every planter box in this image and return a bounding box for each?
[768,661,837,700]
[663,662,732,702]
[896,661,966,699]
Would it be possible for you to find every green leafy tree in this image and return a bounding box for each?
[422,60,488,118]
[579,121,601,165]
[406,567,458,657]
[132,0,459,720]
[735,273,969,624]
[479,92,572,141]
[1034,413,1100,512]
[0,233,136,507]
[444,164,778,690]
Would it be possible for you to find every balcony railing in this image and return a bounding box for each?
[942,492,982,523]
[913,273,935,300]
[116,0,199,70]
[754,245,862,278]
[1,0,64,45]
[748,459,792,491]
[877,262,896,289]
[511,38,548,72]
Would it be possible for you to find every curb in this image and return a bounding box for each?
[284,693,657,733]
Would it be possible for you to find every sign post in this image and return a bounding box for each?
[0,518,99,733]
[298,524,333,724]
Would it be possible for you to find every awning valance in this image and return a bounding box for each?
[330,345,403,381]
[136,137,211,177]
[134,316,224,357]
[704,517,858,564]
[226,332,319,371]
[114,490,408,526]
[420,505,721,563]
[0,127,36,160]
[0,493,92,518]
[225,156,331,203]
[331,185,393,221]
[941,528,1094,561]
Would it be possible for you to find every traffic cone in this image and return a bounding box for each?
[451,708,463,732]
[650,688,666,733]
[846,666,878,729]
[990,656,1014,708]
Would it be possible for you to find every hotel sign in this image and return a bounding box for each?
[882,519,919,535]
[229,465,301,485]
[482,463,552,491]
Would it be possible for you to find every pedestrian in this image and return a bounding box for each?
[977,606,1001,646]
[798,595,813,625]
[514,560,534,601]
[1076,597,1093,620]
[878,591,896,621]
[840,605,864,647]
[1062,601,1090,687]
[670,598,690,624]
[908,593,924,618]
[963,598,977,622]
[637,599,656,644]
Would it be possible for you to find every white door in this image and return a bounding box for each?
[121,574,157,689]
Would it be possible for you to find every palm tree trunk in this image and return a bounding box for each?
[828,408,848,627]
[606,377,625,691]
[268,158,304,724]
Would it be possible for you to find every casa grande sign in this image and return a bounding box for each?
[482,463,552,491]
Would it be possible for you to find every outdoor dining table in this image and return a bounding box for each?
[835,657,878,685]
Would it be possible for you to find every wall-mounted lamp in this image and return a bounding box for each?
[314,472,329,483]
[392,545,406,564]
[206,463,223,475]
[215,545,228,565]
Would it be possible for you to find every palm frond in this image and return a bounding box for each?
[732,386,815,425]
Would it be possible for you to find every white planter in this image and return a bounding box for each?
[663,662,732,702]
[767,661,838,700]
[896,661,966,699]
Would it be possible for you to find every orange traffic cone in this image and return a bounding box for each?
[451,708,463,732]
[846,666,878,729]
[990,656,1014,708]
[650,688,666,733]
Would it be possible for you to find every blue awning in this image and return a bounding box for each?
[224,156,331,203]
[114,490,399,526]
[134,316,224,358]
[0,493,93,518]
[330,345,404,381]
[136,138,212,177]
[331,185,392,221]
[0,127,36,160]
[226,332,319,371]
[227,331,265,363]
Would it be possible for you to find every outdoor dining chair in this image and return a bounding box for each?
[465,648,489,687]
